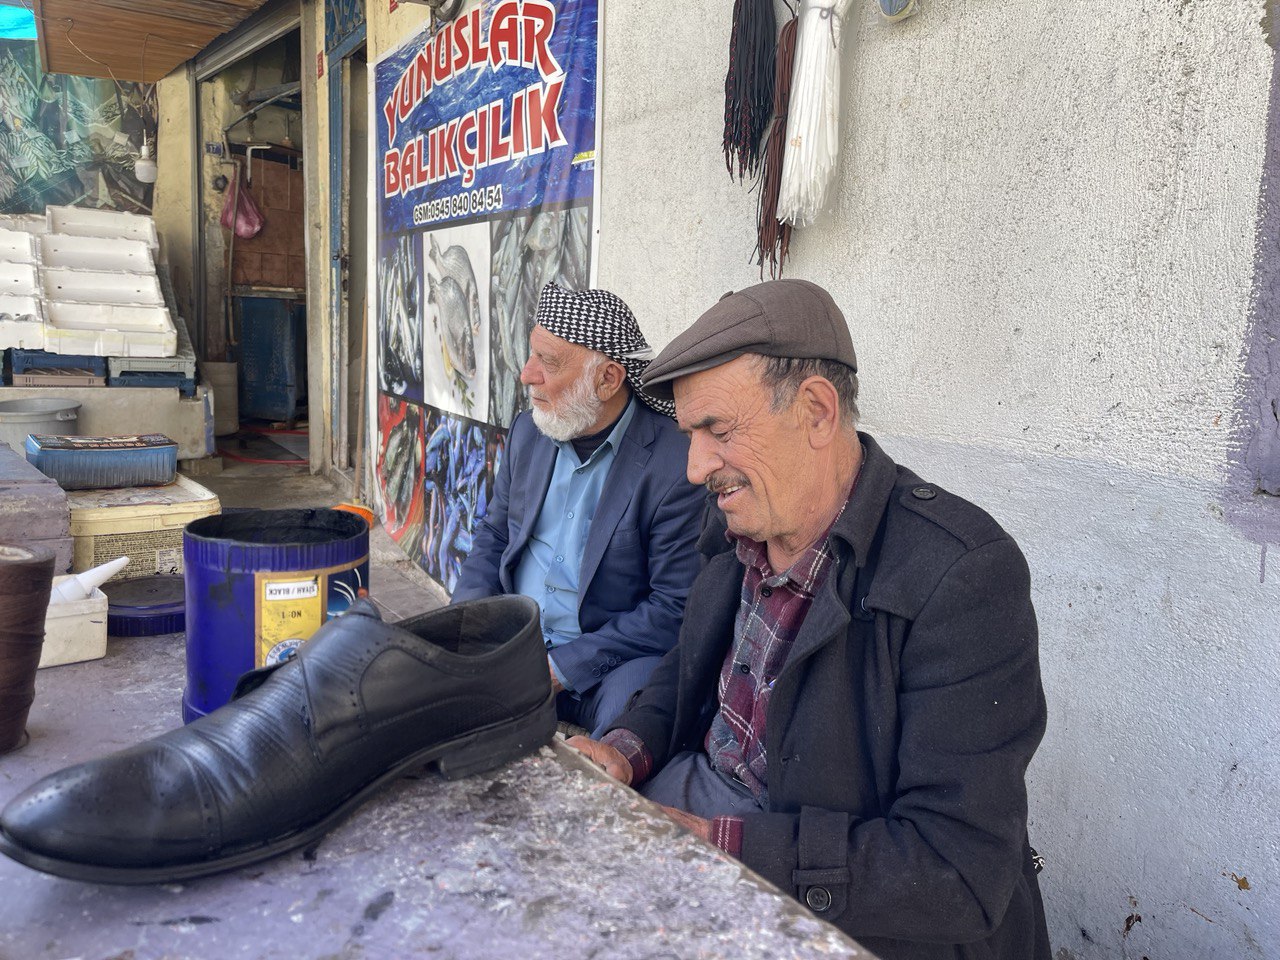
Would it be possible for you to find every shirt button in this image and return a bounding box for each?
[555,555,564,563]
[566,511,574,519]
[738,663,751,675]
[760,586,773,598]
[547,585,557,593]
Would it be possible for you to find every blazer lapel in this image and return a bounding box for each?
[576,408,655,602]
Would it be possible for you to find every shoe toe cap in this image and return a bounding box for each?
[2,746,215,869]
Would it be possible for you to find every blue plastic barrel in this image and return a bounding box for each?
[182,508,370,722]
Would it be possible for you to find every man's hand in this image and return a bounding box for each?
[548,657,563,694]
[565,735,633,785]
[657,804,712,843]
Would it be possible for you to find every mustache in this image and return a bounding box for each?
[705,474,750,495]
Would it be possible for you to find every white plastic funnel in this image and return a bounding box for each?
[48,556,130,604]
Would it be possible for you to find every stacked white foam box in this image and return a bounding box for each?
[0,225,45,350]
[36,208,175,358]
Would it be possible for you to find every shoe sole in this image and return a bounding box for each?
[0,690,557,885]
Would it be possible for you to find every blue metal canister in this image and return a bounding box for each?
[182,508,370,722]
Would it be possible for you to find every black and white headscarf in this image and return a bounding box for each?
[534,283,675,417]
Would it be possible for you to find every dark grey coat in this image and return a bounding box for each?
[611,433,1050,960]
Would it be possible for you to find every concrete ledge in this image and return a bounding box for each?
[0,385,213,460]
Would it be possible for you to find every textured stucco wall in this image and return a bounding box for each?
[598,2,1279,959]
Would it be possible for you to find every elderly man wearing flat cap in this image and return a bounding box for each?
[452,283,704,738]
[571,279,1050,960]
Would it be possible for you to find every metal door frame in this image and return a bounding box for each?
[327,25,366,473]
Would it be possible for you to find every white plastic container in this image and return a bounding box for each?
[40,577,109,668]
[40,235,154,273]
[42,267,164,306]
[0,261,39,296]
[46,205,159,250]
[44,301,176,357]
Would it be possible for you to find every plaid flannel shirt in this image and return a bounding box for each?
[605,474,857,859]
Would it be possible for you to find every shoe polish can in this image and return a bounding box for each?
[182,508,369,723]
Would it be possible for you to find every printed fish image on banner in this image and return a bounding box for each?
[377,394,427,562]
[489,205,591,427]
[378,233,424,401]
[423,223,490,419]
[420,407,505,592]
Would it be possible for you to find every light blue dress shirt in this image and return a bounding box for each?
[513,397,638,691]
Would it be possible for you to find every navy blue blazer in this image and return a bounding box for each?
[451,401,705,693]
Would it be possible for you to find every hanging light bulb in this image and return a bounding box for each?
[134,137,158,184]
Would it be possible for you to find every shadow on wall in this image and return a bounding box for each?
[1231,17,1280,547]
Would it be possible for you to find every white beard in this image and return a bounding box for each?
[529,371,603,442]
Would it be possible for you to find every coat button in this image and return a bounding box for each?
[912,486,936,500]
[805,886,832,912]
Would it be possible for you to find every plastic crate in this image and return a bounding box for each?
[108,372,196,397]
[12,369,106,388]
[107,304,196,379]
[10,348,108,376]
[67,474,221,579]
[27,433,178,489]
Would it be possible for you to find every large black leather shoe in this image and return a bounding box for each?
[0,595,554,884]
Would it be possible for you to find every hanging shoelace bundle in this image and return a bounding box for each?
[723,0,777,181]
[754,14,799,278]
[777,0,855,226]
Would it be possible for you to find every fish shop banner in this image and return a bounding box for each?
[373,0,600,591]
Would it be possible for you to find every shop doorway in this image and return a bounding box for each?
[196,26,310,463]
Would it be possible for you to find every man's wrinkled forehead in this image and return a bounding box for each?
[672,355,767,429]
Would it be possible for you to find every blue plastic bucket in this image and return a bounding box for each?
[182,508,370,722]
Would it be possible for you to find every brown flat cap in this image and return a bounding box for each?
[641,279,857,399]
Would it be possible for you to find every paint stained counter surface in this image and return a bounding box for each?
[0,630,869,960]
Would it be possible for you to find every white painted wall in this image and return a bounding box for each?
[598,2,1280,958]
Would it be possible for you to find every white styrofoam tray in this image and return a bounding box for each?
[46,205,159,249]
[40,234,155,273]
[0,228,38,264]
[0,294,45,350]
[44,300,176,357]
[0,261,39,296]
[42,267,164,306]
[0,213,48,235]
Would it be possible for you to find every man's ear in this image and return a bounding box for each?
[796,376,841,448]
[598,360,627,399]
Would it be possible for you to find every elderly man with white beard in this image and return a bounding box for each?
[451,283,705,737]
